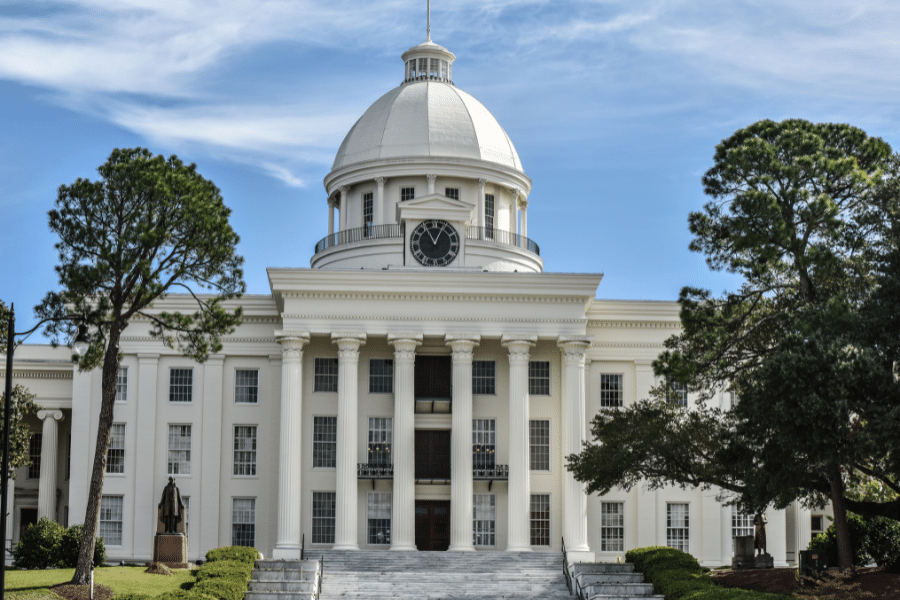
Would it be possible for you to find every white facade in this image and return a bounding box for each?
[1,34,820,567]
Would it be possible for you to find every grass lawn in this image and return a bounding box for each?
[5,566,197,600]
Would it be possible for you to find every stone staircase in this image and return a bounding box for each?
[568,562,664,600]
[290,550,660,600]
[246,559,321,600]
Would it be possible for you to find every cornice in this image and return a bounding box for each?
[282,314,587,324]
[0,369,73,380]
[591,342,667,348]
[282,292,588,304]
[120,336,277,344]
[129,315,280,325]
[587,320,681,329]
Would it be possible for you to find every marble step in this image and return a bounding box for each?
[570,562,635,574]
[252,568,318,582]
[248,580,317,593]
[576,572,645,584]
[585,596,665,600]
[579,583,656,595]
[244,592,316,600]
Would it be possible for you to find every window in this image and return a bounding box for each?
[528,361,550,395]
[235,369,259,403]
[313,492,336,544]
[732,507,754,553]
[28,434,42,479]
[368,418,392,466]
[529,420,550,471]
[667,503,690,552]
[600,374,623,408]
[115,367,127,402]
[369,359,393,394]
[313,416,337,468]
[667,378,687,408]
[182,496,190,539]
[233,426,257,476]
[729,392,739,409]
[485,193,495,232]
[472,361,495,395]
[363,192,374,235]
[99,496,123,546]
[232,498,255,547]
[473,419,496,470]
[367,492,391,545]
[314,358,339,393]
[169,368,193,402]
[811,515,824,532]
[401,187,415,202]
[168,425,192,475]
[600,502,624,552]
[530,494,550,546]
[473,494,495,546]
[106,423,125,474]
[445,187,459,200]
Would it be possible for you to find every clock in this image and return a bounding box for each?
[410,219,460,266]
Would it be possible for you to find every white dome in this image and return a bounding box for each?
[332,81,524,172]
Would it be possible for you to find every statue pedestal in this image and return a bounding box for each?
[153,533,188,569]
[732,552,774,570]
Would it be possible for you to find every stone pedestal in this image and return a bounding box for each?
[153,534,188,569]
[732,535,773,569]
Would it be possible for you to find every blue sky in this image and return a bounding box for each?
[2,0,899,335]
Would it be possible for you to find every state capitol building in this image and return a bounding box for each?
[3,31,825,567]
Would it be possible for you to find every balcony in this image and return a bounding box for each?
[312,224,539,256]
[358,462,393,488]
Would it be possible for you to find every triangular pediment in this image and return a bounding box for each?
[397,193,475,223]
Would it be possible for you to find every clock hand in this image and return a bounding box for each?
[426,225,441,245]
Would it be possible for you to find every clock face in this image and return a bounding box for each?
[410,219,460,266]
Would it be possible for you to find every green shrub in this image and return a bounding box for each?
[13,517,65,569]
[625,546,793,600]
[192,578,248,600]
[58,523,107,567]
[195,560,252,585]
[114,594,154,600]
[861,516,900,569]
[807,513,870,566]
[204,546,259,564]
[157,590,218,600]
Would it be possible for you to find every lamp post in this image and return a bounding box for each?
[1,304,88,599]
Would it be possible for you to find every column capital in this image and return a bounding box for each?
[375,176,386,185]
[137,352,160,363]
[517,197,529,209]
[476,178,487,187]
[275,331,310,357]
[339,185,350,194]
[502,335,536,364]
[445,334,480,358]
[426,173,437,184]
[557,335,592,354]
[37,409,64,422]
[508,187,521,201]
[332,332,367,355]
[327,196,337,207]
[204,354,225,366]
[388,333,423,358]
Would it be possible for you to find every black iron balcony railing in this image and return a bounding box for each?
[312,224,540,256]
[357,462,394,479]
[473,464,509,480]
[315,223,403,253]
[465,226,540,256]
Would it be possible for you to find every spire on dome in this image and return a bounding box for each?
[427,0,431,42]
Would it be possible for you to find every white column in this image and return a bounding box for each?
[476,179,486,229]
[332,333,366,550]
[272,332,309,559]
[37,409,64,521]
[519,198,528,240]
[502,334,536,551]
[339,186,349,231]
[558,337,593,560]
[388,333,422,550]
[427,174,436,195]
[447,334,480,551]
[509,189,519,235]
[375,177,385,226]
[634,360,657,548]
[132,354,158,559]
[328,198,335,236]
[199,355,225,557]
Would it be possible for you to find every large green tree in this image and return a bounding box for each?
[0,301,39,478]
[567,119,900,571]
[37,148,245,584]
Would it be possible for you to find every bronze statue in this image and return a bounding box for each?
[159,476,185,534]
[753,512,767,555]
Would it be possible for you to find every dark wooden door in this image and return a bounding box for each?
[415,429,451,480]
[19,508,37,541]
[415,500,451,551]
[415,355,452,398]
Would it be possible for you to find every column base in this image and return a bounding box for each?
[271,546,301,560]
[331,543,360,550]
[390,544,418,551]
[566,550,595,564]
[505,546,533,552]
[447,545,476,552]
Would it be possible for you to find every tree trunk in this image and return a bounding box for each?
[71,328,122,585]
[828,466,854,573]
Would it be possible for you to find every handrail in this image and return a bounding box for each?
[317,555,323,598]
[466,226,540,255]
[472,464,509,479]
[301,533,305,561]
[314,224,402,253]
[562,537,573,595]
[357,462,394,478]
[312,224,540,256]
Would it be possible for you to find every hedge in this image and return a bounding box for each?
[204,546,260,564]
[625,546,794,600]
[194,560,253,585]
[13,518,106,569]
[192,578,249,600]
